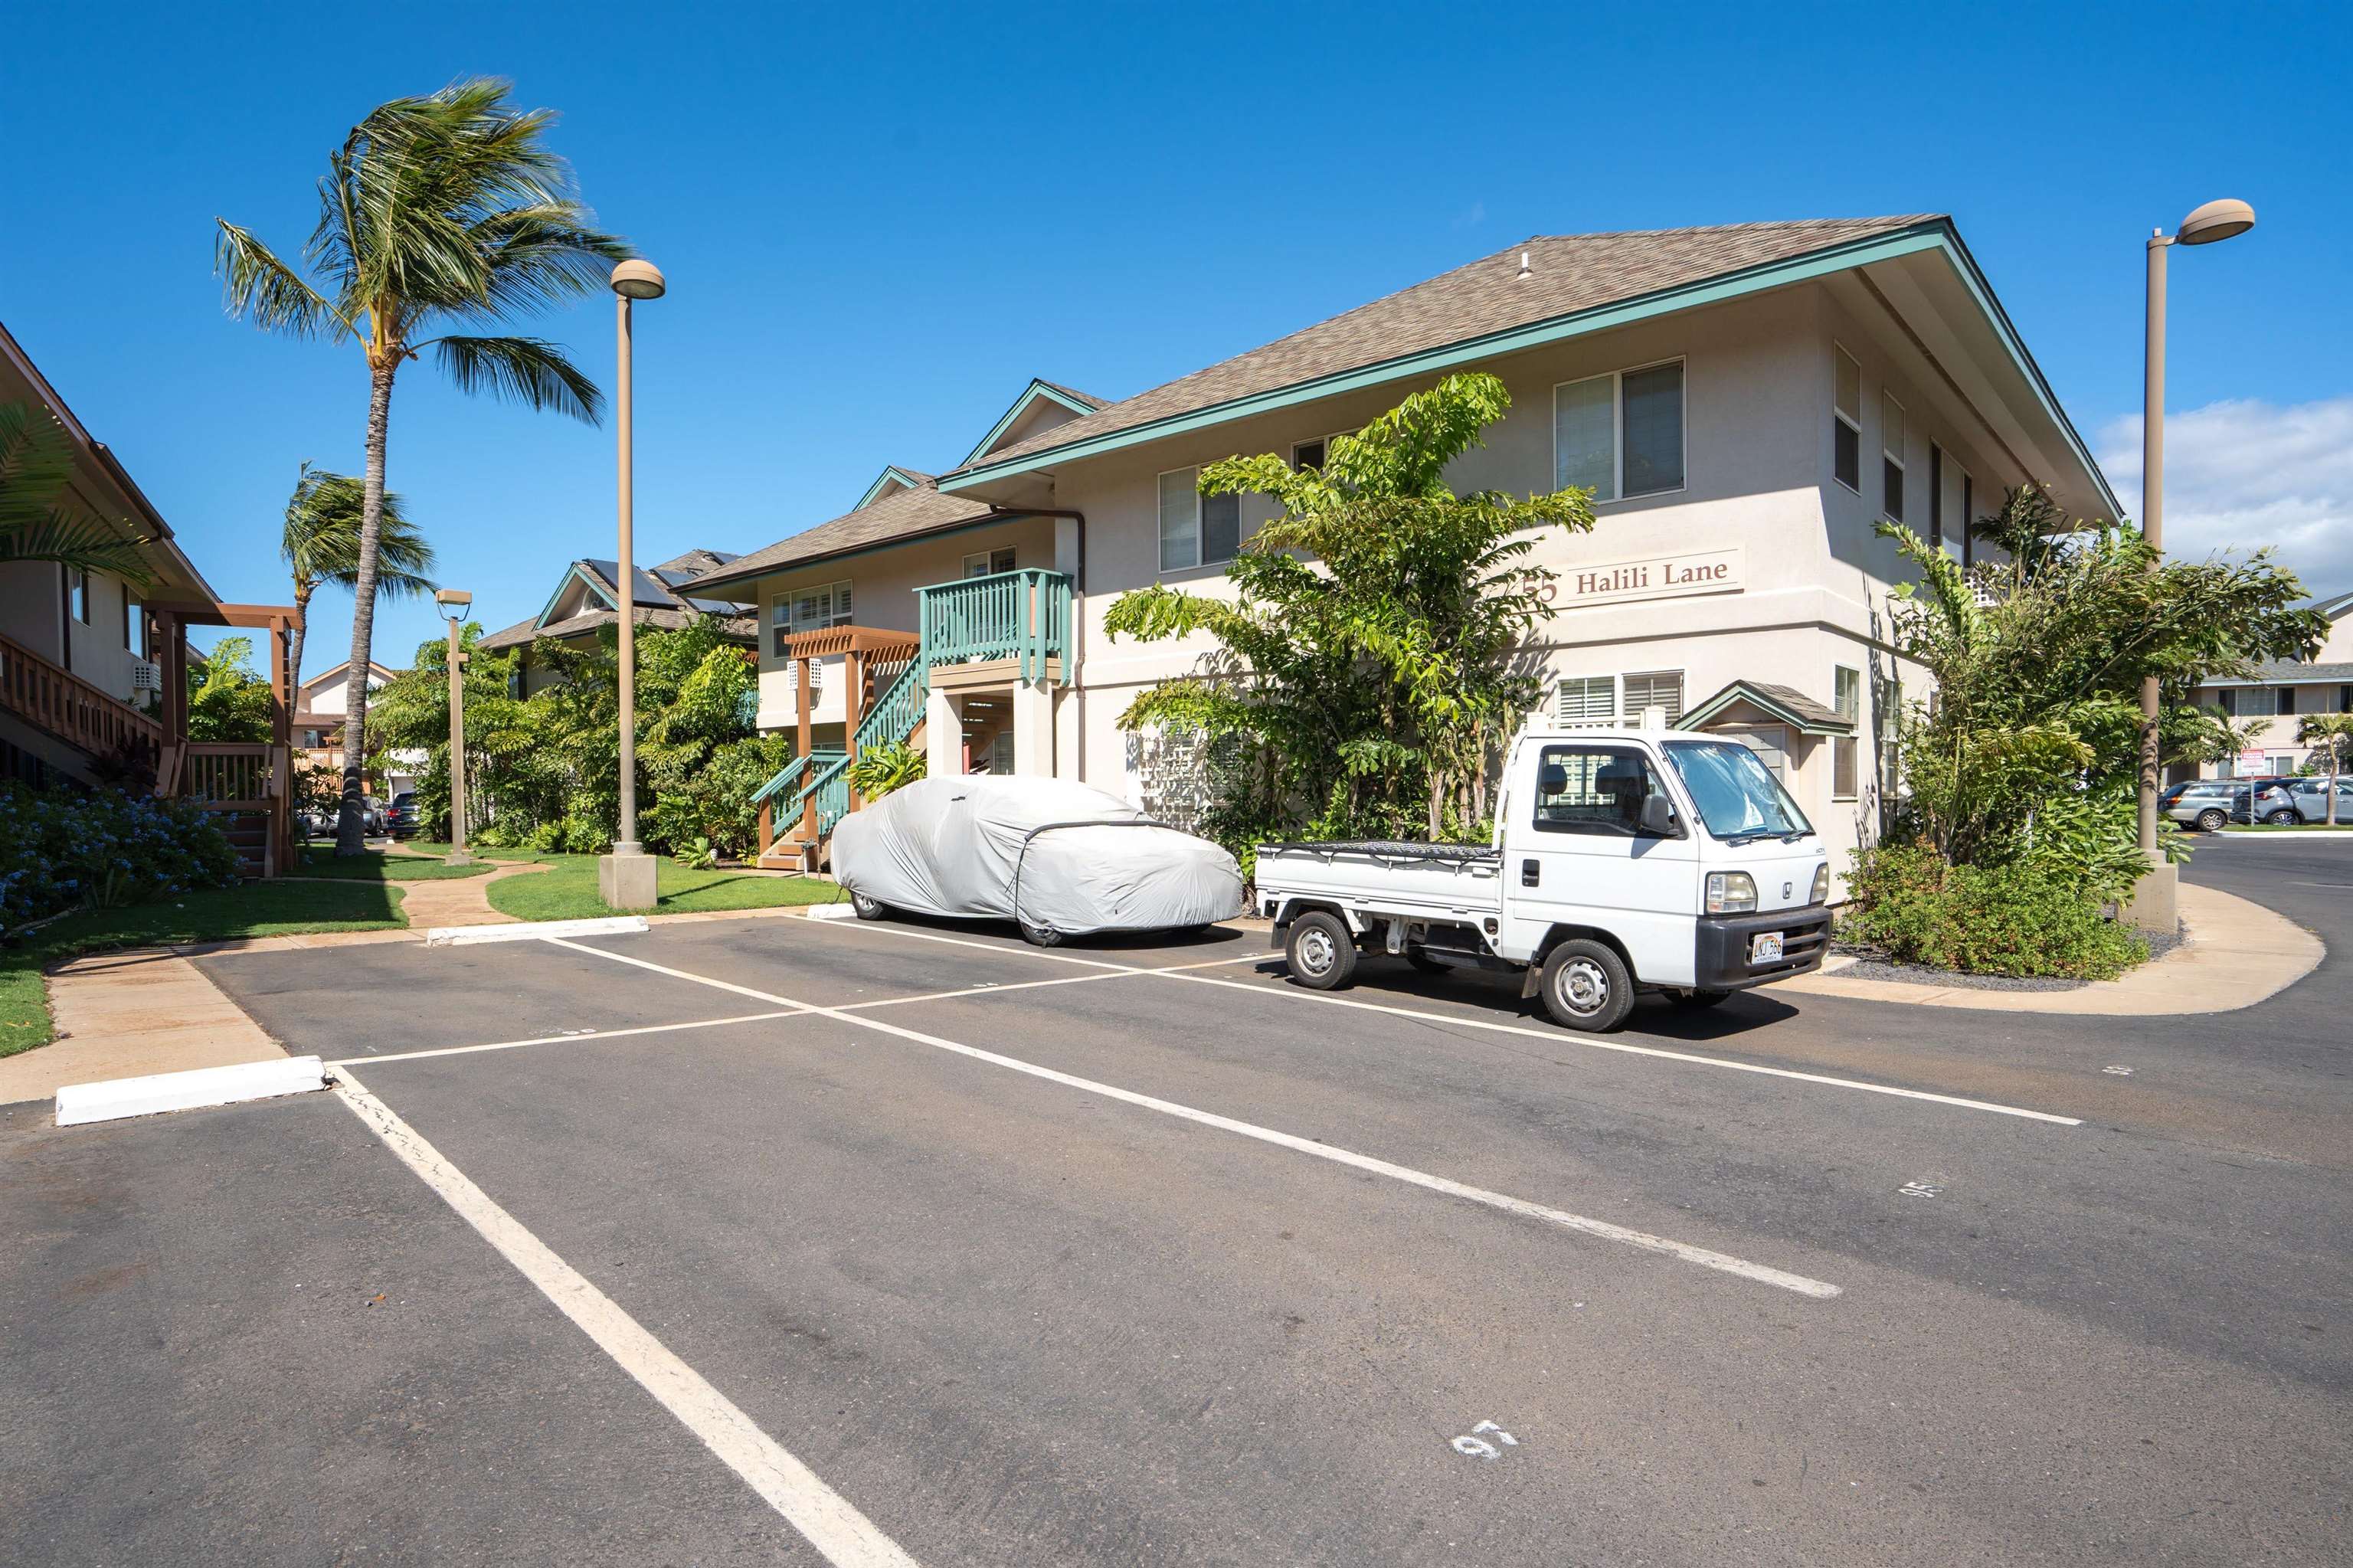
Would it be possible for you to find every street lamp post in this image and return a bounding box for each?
[599,257,666,911]
[435,588,473,866]
[2134,198,2255,931]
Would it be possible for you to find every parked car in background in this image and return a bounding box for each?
[2286,777,2353,824]
[2167,779,2296,831]
[382,791,419,840]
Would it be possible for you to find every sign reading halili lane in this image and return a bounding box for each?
[1539,545,1746,609]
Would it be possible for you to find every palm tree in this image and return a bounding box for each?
[282,463,437,689]
[215,77,627,853]
[0,400,159,584]
[2296,712,2353,826]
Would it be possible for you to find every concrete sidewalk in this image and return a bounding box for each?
[1778,880,2322,1016]
[0,949,284,1106]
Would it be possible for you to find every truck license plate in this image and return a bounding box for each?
[1749,932,1785,964]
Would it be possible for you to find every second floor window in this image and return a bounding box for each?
[1555,361,1685,502]
[1881,393,1906,522]
[771,581,852,654]
[1158,467,1242,572]
[1833,346,1863,492]
[962,548,1016,579]
[69,568,90,624]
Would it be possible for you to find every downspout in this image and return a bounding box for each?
[1019,506,1088,782]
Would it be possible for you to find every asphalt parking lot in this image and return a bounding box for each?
[4,838,2348,1566]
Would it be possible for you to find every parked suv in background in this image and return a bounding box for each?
[2286,777,2353,824]
[382,791,419,840]
[2167,779,2296,831]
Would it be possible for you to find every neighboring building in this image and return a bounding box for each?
[476,548,754,695]
[0,317,301,872]
[294,660,422,797]
[694,219,2115,875]
[2186,589,2353,779]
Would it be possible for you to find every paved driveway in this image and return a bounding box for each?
[2,841,2346,1566]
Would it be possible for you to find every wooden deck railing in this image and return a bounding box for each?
[0,630,162,759]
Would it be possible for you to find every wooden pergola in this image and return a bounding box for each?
[763,625,922,855]
[149,600,300,877]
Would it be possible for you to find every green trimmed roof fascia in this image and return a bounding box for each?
[855,466,930,510]
[686,511,1034,601]
[1677,682,1854,737]
[942,221,2118,519]
[959,379,1105,469]
[532,561,613,630]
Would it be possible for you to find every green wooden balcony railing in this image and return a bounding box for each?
[915,568,1072,684]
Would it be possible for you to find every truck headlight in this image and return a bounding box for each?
[1706,872,1757,915]
[1810,863,1830,905]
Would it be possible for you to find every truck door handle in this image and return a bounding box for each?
[1520,858,1540,887]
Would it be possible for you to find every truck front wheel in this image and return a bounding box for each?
[1539,940,1635,1032]
[1284,912,1357,990]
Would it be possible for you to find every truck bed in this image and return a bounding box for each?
[1255,840,1504,923]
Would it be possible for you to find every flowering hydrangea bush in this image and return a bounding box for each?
[0,783,241,930]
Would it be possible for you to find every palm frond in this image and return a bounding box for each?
[0,401,159,587]
[214,221,343,339]
[281,463,437,597]
[0,509,158,587]
[427,336,603,424]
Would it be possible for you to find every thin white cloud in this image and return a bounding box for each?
[1453,200,1486,228]
[2097,395,2353,597]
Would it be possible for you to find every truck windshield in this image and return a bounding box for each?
[1660,740,1811,840]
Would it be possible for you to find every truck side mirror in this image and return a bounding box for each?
[1639,794,1680,838]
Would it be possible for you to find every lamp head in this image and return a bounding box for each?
[2175,198,2256,246]
[434,588,473,618]
[610,259,667,300]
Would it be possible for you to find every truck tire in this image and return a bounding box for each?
[1019,921,1065,948]
[1539,939,1635,1032]
[849,891,887,921]
[1284,912,1356,990]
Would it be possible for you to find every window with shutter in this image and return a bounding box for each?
[1621,669,1684,722]
[1556,676,1615,725]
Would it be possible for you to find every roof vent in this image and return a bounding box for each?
[1517,250,1532,279]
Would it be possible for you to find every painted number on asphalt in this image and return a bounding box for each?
[1451,1420,1520,1459]
[1899,1180,1942,1199]
[2103,1065,2135,1075]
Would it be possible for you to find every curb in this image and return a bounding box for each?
[56,1055,326,1127]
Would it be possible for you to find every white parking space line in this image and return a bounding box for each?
[335,1067,921,1568]
[1159,971,2084,1127]
[800,918,2081,1128]
[546,938,1841,1298]
[332,1010,810,1068]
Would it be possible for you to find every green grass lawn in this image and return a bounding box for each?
[1,879,409,1057]
[483,853,839,921]
[284,846,501,880]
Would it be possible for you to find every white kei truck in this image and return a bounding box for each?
[1253,727,1833,1031]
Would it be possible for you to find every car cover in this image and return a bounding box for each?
[831,774,1245,935]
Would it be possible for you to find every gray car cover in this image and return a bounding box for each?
[830,775,1245,935]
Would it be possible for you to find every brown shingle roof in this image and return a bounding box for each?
[689,480,1003,597]
[476,604,753,653]
[953,217,1937,477]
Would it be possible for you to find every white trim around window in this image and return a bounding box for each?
[962,546,1016,578]
[1157,466,1243,572]
[1832,344,1863,495]
[768,579,853,655]
[1553,358,1687,503]
[1880,391,1906,522]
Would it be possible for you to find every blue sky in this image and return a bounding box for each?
[5,1,2348,674]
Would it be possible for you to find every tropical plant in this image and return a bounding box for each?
[215,77,628,854]
[282,463,436,686]
[0,783,240,931]
[848,741,926,800]
[186,635,274,742]
[2296,712,2353,825]
[0,400,157,583]
[1103,373,1595,849]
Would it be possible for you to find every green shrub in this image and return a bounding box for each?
[846,741,925,800]
[0,783,241,931]
[1842,843,2146,980]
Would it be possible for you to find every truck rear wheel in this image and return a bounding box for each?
[1539,940,1635,1032]
[1284,912,1356,990]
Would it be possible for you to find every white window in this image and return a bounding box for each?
[1832,665,1863,800]
[68,568,90,624]
[123,594,142,653]
[1834,665,1862,722]
[1832,345,1862,493]
[988,730,1015,774]
[962,547,1016,578]
[1880,392,1906,522]
[770,580,852,654]
[1158,467,1242,571]
[2232,686,2279,718]
[1554,361,1685,502]
[1621,669,1684,723]
[1556,676,1616,725]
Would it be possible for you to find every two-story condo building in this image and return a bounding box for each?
[2186,588,2353,778]
[695,216,2117,876]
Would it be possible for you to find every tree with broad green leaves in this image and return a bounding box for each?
[215,77,628,856]
[186,636,274,743]
[1103,372,1595,851]
[2297,712,2353,825]
[281,463,436,687]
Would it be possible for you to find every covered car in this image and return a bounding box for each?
[830,775,1244,944]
